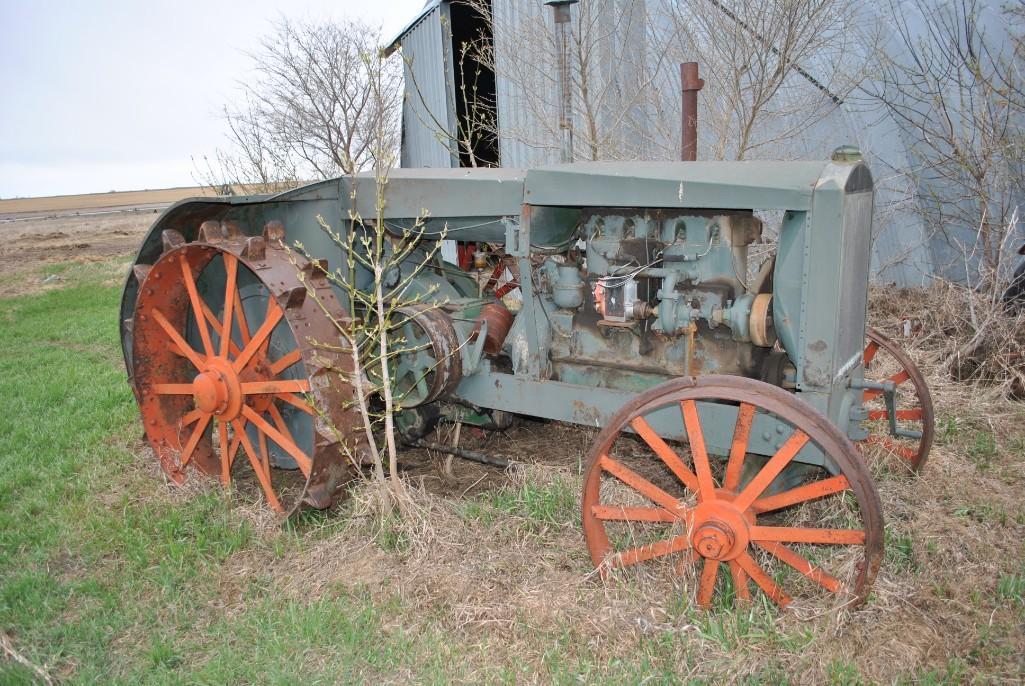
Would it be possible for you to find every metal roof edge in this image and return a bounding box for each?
[383,0,444,56]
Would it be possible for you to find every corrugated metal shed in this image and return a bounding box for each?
[387,0,1021,287]
[387,1,459,168]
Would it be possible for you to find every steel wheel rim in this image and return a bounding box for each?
[581,375,884,611]
[861,327,935,472]
[131,223,361,514]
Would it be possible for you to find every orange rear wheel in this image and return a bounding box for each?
[859,327,934,472]
[130,220,362,513]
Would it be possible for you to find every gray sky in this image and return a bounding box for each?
[0,0,425,198]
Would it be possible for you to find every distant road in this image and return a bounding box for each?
[0,186,217,222]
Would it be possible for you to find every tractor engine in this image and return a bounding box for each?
[531,209,781,394]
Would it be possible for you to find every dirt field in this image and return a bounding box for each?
[2,201,1024,683]
[0,186,213,219]
[0,212,153,297]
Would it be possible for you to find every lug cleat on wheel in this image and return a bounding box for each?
[129,220,363,514]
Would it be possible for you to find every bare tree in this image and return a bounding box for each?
[459,0,661,164]
[865,0,1025,287]
[455,0,874,165]
[199,17,402,192]
[647,0,876,161]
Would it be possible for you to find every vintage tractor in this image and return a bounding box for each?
[120,155,934,610]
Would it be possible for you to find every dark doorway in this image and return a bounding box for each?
[449,1,499,167]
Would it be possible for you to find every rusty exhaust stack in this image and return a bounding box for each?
[546,0,579,163]
[680,62,704,161]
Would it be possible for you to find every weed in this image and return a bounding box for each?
[466,475,577,533]
[827,659,866,686]
[885,527,916,573]
[996,571,1025,605]
[967,430,997,469]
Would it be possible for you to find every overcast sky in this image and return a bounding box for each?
[0,0,425,198]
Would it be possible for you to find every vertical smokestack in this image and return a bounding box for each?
[546,0,578,163]
[680,62,704,161]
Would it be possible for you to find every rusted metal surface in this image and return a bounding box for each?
[394,304,463,406]
[404,438,513,469]
[580,375,884,610]
[475,302,514,355]
[680,62,704,162]
[131,220,363,514]
[859,327,935,471]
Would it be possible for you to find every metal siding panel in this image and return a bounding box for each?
[399,6,458,168]
[402,0,1025,286]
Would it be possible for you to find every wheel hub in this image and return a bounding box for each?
[191,357,243,420]
[690,498,751,561]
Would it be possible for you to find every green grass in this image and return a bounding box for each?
[462,474,578,533]
[0,268,452,684]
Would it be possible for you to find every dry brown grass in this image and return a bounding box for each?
[203,360,1024,686]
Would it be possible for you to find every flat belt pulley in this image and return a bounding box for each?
[129,219,363,514]
[390,303,462,408]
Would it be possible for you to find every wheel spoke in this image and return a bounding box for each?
[234,300,283,372]
[724,402,756,491]
[233,288,252,345]
[415,371,430,400]
[729,560,750,602]
[629,416,699,492]
[240,380,311,395]
[219,254,238,358]
[218,419,230,485]
[152,383,195,395]
[179,254,215,356]
[267,404,298,448]
[591,504,679,522]
[241,405,312,477]
[863,340,880,366]
[276,392,314,415]
[863,435,919,461]
[752,475,851,514]
[611,535,691,568]
[152,309,205,370]
[598,454,683,513]
[258,427,271,477]
[199,301,241,357]
[179,414,211,467]
[750,526,866,545]
[228,432,242,470]
[736,552,792,607]
[867,408,923,421]
[863,369,912,400]
[732,430,810,512]
[757,541,841,593]
[697,558,720,608]
[181,408,204,426]
[232,419,284,513]
[269,349,303,376]
[680,400,716,500]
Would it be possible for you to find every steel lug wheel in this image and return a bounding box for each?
[130,220,363,514]
[581,375,884,611]
[859,327,935,472]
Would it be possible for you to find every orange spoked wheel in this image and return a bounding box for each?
[860,327,934,472]
[130,220,362,514]
[581,376,883,611]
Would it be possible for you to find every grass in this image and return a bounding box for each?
[2,261,1025,683]
[0,265,447,684]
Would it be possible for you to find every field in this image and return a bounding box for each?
[1,205,1023,684]
[0,187,214,219]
